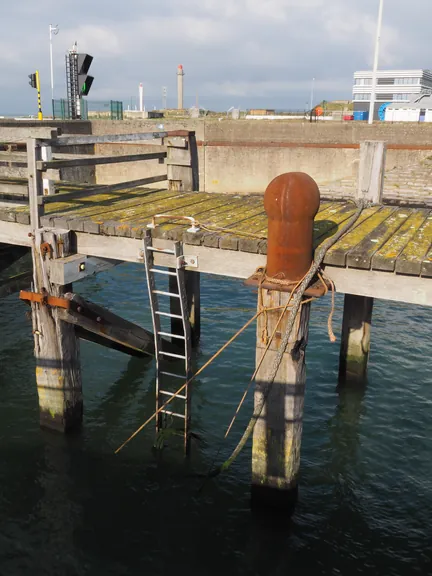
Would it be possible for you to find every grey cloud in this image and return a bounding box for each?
[0,0,430,114]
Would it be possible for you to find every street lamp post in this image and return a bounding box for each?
[368,0,384,124]
[310,77,315,111]
[49,24,59,115]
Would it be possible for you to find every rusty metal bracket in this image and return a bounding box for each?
[40,242,53,260]
[19,289,71,309]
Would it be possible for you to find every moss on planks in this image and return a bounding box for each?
[394,211,432,275]
[346,208,411,270]
[371,210,430,272]
[323,206,389,266]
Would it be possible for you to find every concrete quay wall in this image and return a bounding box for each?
[90,120,432,194]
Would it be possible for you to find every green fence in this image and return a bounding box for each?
[53,99,123,121]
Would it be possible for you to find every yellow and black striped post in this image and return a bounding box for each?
[36,70,43,121]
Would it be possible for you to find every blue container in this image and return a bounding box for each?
[353,110,369,121]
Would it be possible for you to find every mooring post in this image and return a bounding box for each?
[169,270,201,347]
[27,137,83,432]
[339,294,373,385]
[248,172,321,510]
[338,141,385,385]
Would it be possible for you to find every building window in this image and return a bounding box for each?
[393,93,410,101]
[395,77,421,85]
[378,77,395,85]
[354,78,372,86]
[353,93,370,101]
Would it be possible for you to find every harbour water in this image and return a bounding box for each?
[0,264,431,575]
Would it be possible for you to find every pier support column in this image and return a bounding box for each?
[31,231,83,433]
[245,171,321,512]
[169,270,201,347]
[339,294,373,385]
[252,291,311,510]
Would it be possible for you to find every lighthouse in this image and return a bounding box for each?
[177,64,184,110]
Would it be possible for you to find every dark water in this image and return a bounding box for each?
[1,264,431,576]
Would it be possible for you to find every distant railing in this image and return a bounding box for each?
[0,128,198,226]
[53,99,124,121]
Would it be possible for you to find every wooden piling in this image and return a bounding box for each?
[337,140,384,385]
[169,270,201,347]
[31,230,83,432]
[247,172,320,510]
[252,291,311,509]
[339,294,373,385]
[27,136,83,432]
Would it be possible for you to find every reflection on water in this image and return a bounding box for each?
[0,264,431,575]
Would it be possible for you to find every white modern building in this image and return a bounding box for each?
[353,69,432,119]
[385,94,432,122]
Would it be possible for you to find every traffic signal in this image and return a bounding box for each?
[77,53,94,96]
[29,73,37,89]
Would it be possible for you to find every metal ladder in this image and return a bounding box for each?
[143,234,192,453]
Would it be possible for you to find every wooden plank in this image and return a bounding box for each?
[50,131,169,147]
[42,188,176,222]
[149,196,248,241]
[324,206,391,267]
[346,208,410,270]
[421,243,432,277]
[0,221,32,246]
[167,147,191,167]
[372,210,430,272]
[313,203,358,249]
[57,293,157,357]
[37,151,167,170]
[43,175,168,203]
[160,198,253,243]
[0,127,58,141]
[395,212,432,276]
[98,193,214,236]
[73,232,432,306]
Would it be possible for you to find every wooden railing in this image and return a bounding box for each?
[0,128,197,213]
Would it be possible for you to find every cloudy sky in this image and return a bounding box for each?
[0,0,430,114]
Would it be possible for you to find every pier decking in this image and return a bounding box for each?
[1,182,431,306]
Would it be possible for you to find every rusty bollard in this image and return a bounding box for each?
[245,172,326,297]
[248,172,322,513]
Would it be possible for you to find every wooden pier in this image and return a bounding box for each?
[1,126,431,510]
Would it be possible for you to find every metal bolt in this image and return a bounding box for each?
[77,306,82,313]
[96,317,101,323]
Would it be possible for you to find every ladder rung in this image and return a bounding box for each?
[160,410,186,419]
[155,311,183,319]
[158,331,185,340]
[160,351,186,359]
[150,268,177,276]
[159,390,187,400]
[153,290,180,298]
[160,370,186,380]
[147,247,175,255]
